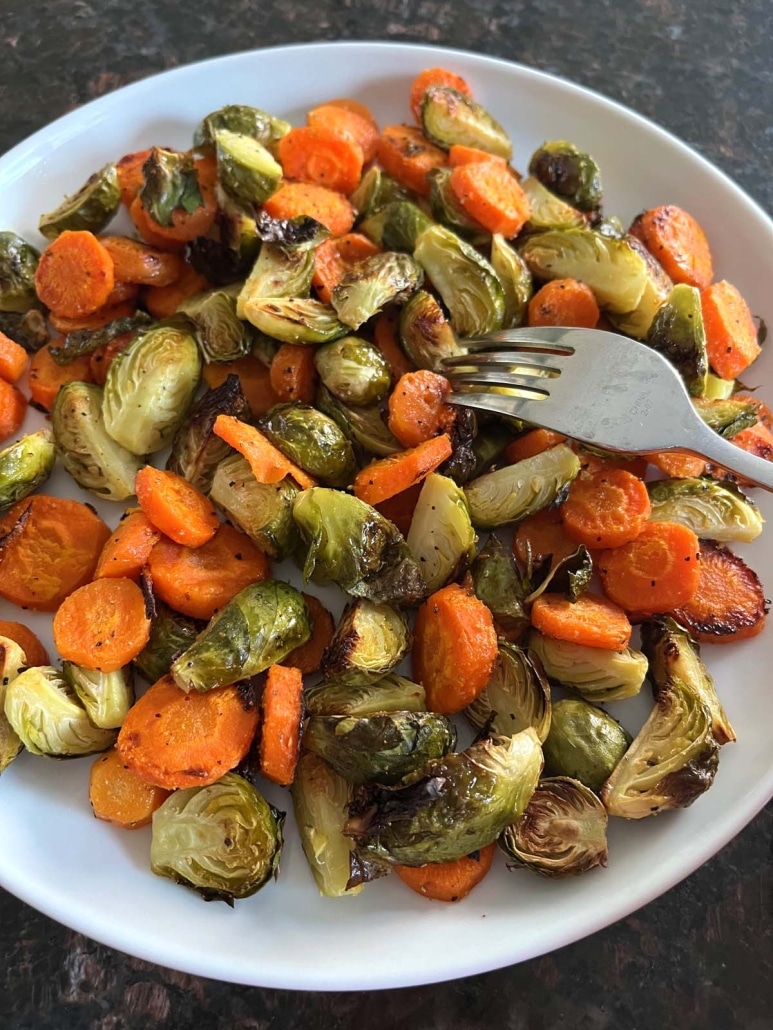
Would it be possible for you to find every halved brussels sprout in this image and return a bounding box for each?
[350,166,409,222]
[293,488,427,607]
[0,308,49,352]
[427,168,488,236]
[0,637,26,773]
[292,751,363,897]
[607,235,673,340]
[346,729,543,866]
[645,283,708,396]
[647,476,763,544]
[38,163,121,239]
[316,386,402,458]
[321,599,410,686]
[414,224,505,337]
[600,679,720,818]
[138,147,204,228]
[242,297,348,346]
[260,403,357,488]
[640,617,736,745]
[542,698,631,792]
[398,289,467,371]
[133,602,201,685]
[520,229,649,315]
[236,244,316,319]
[330,252,424,330]
[49,312,153,367]
[500,776,608,877]
[520,177,585,232]
[0,231,40,313]
[178,286,254,364]
[194,104,291,157]
[304,711,457,786]
[528,630,648,703]
[470,533,529,640]
[53,382,144,501]
[209,453,300,561]
[464,443,581,529]
[528,141,603,213]
[420,86,512,159]
[150,772,283,902]
[304,674,427,717]
[4,666,116,757]
[490,234,533,328]
[0,429,56,514]
[185,235,252,288]
[523,544,593,604]
[470,420,520,477]
[314,336,392,407]
[438,405,478,485]
[214,129,282,206]
[62,661,134,730]
[406,473,476,594]
[465,642,551,742]
[171,581,311,693]
[103,321,202,455]
[693,396,759,439]
[216,185,262,267]
[362,201,435,252]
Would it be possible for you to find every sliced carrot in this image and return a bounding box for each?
[530,592,632,650]
[89,331,136,385]
[312,233,382,304]
[730,421,773,463]
[376,125,448,197]
[213,414,316,490]
[134,466,220,549]
[646,450,708,479]
[0,620,50,666]
[142,262,210,319]
[504,429,567,465]
[0,380,27,444]
[89,747,171,829]
[116,148,153,207]
[28,341,95,411]
[0,331,29,383]
[52,576,151,672]
[387,369,456,449]
[353,434,453,506]
[0,495,111,612]
[527,278,600,328]
[116,675,259,790]
[307,102,380,164]
[315,97,379,126]
[282,594,335,676]
[373,308,415,382]
[374,482,424,537]
[269,343,318,404]
[395,842,497,901]
[700,280,761,380]
[103,280,141,305]
[259,663,305,786]
[262,182,355,236]
[147,521,271,621]
[47,298,136,335]
[412,581,498,715]
[560,467,651,550]
[629,204,713,289]
[202,354,281,418]
[576,448,650,479]
[597,520,701,615]
[410,67,473,122]
[99,235,183,287]
[448,144,507,168]
[34,230,115,319]
[449,160,531,237]
[670,541,767,644]
[94,509,161,580]
[512,506,579,568]
[278,125,364,196]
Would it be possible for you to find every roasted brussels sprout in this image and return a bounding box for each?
[645,283,708,395]
[640,617,736,745]
[171,581,311,693]
[349,166,409,221]
[470,420,520,477]
[469,533,529,640]
[52,382,143,501]
[38,163,121,239]
[0,429,56,514]
[542,698,631,791]
[304,674,427,717]
[414,225,505,337]
[316,386,402,458]
[647,477,763,544]
[420,86,512,159]
[0,637,26,773]
[103,321,202,455]
[216,185,262,267]
[466,642,551,742]
[438,405,478,485]
[405,473,476,593]
[4,666,116,757]
[236,243,316,319]
[500,776,608,877]
[242,297,348,345]
[293,488,427,607]
[398,289,467,371]
[490,234,533,328]
[292,751,363,897]
[528,140,603,213]
[194,104,291,156]
[0,231,40,313]
[464,443,581,529]
[177,286,254,364]
[524,544,593,604]
[600,679,720,818]
[346,729,543,866]
[150,772,283,902]
[321,599,410,685]
[331,252,424,330]
[528,630,648,703]
[133,603,201,685]
[138,147,204,228]
[693,396,759,439]
[0,308,49,352]
[314,336,392,407]
[304,711,457,786]
[520,177,585,232]
[363,200,435,252]
[260,403,357,488]
[62,661,134,730]
[607,235,673,340]
[214,129,282,206]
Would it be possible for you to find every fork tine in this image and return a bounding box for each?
[445,370,552,395]
[442,351,564,374]
[463,326,575,349]
[447,390,550,425]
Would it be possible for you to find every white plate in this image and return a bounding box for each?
[0,41,771,991]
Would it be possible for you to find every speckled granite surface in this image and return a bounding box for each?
[1,2,771,1027]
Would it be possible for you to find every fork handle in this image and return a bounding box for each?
[676,419,773,492]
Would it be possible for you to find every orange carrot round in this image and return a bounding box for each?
[449,160,531,237]
[410,67,473,122]
[530,592,632,651]
[0,380,27,444]
[504,429,567,465]
[629,204,713,289]
[448,144,507,167]
[278,125,364,196]
[0,331,29,383]
[143,262,211,319]
[353,434,453,506]
[89,747,171,829]
[94,509,161,580]
[387,369,456,449]
[312,233,382,304]
[646,450,708,479]
[34,230,116,319]
[262,182,355,236]
[307,102,380,164]
[134,466,220,549]
[282,594,335,676]
[374,482,424,538]
[560,467,651,550]
[376,125,448,197]
[527,279,600,329]
[269,343,318,404]
[99,235,183,287]
[53,576,151,672]
[47,298,136,336]
[0,620,50,666]
[700,280,761,380]
[513,506,579,569]
[395,842,497,902]
[202,355,281,418]
[259,663,305,786]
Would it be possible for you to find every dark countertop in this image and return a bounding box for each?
[1,2,772,1027]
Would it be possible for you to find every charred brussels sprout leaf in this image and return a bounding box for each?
[399,289,467,371]
[470,533,529,640]
[406,473,476,593]
[314,336,392,407]
[346,730,544,866]
[542,698,631,792]
[254,210,330,251]
[0,637,26,773]
[171,581,311,693]
[0,308,49,352]
[194,104,291,157]
[0,429,56,514]
[528,141,603,213]
[600,679,720,818]
[0,232,40,313]
[236,243,316,319]
[645,283,708,395]
[150,772,283,902]
[49,312,153,367]
[316,386,402,458]
[466,643,551,742]
[490,234,533,329]
[178,286,254,364]
[242,297,348,345]
[38,163,121,239]
[304,674,427,717]
[420,86,512,159]
[647,476,763,544]
[501,776,608,877]
[520,177,585,233]
[260,403,357,488]
[529,629,648,703]
[214,129,282,207]
[331,252,424,330]
[693,396,759,439]
[524,544,593,604]
[139,147,204,228]
[293,488,427,607]
[62,661,134,730]
[320,600,410,686]
[133,603,201,685]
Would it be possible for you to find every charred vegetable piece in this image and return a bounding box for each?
[647,477,763,544]
[304,674,427,717]
[194,104,291,156]
[260,403,357,488]
[420,87,512,159]
[523,544,593,604]
[150,772,283,903]
[398,289,467,371]
[49,312,153,367]
[38,163,121,239]
[241,297,348,346]
[0,309,49,352]
[465,642,551,742]
[542,698,631,791]
[406,473,476,593]
[314,336,392,407]
[490,234,533,328]
[138,147,204,228]
[361,201,435,252]
[0,231,40,313]
[317,386,402,458]
[178,286,254,364]
[520,177,585,232]
[330,252,424,331]
[61,661,134,730]
[693,396,759,439]
[214,129,282,206]
[500,776,608,877]
[528,141,603,213]
[528,630,648,703]
[0,429,56,514]
[133,603,201,685]
[0,637,26,773]
[645,283,708,395]
[321,599,410,685]
[469,533,529,640]
[237,243,316,319]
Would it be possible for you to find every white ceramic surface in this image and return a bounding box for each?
[0,41,771,991]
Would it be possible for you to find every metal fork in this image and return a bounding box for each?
[442,326,773,492]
